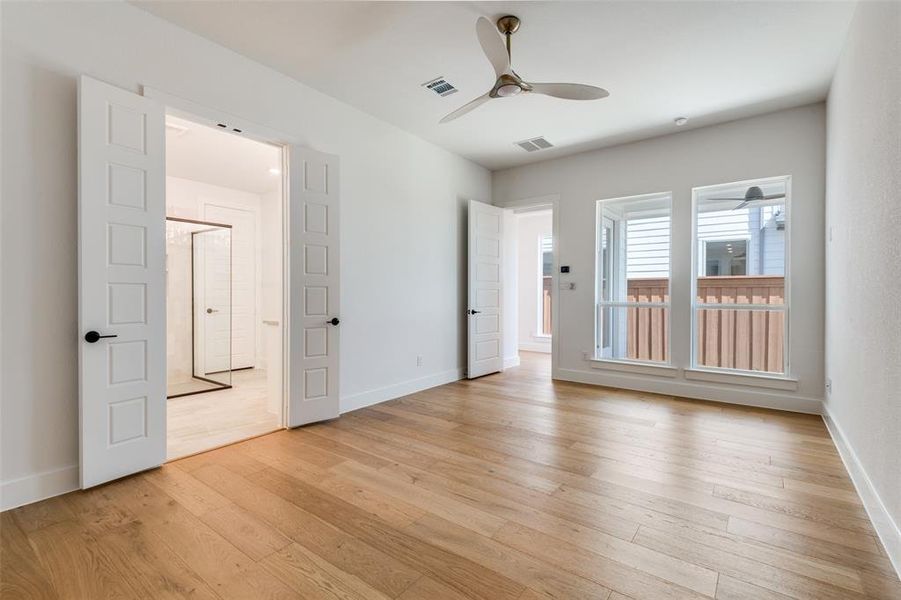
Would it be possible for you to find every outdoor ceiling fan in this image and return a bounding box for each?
[439,15,609,124]
[708,186,786,210]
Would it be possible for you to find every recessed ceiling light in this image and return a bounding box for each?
[268,168,281,175]
[674,117,688,126]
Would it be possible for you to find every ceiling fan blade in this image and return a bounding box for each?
[528,82,609,100]
[708,197,744,202]
[763,194,786,200]
[732,200,751,210]
[440,93,492,124]
[476,17,510,77]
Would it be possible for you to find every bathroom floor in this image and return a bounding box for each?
[166,368,282,460]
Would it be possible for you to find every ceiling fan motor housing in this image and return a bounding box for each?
[497,15,521,35]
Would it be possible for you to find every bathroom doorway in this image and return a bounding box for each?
[164,115,284,459]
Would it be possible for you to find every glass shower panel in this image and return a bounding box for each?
[165,218,232,398]
[192,226,232,388]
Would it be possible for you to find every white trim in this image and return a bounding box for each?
[556,367,821,414]
[823,406,901,579]
[595,191,674,365]
[589,358,679,377]
[143,86,294,431]
[504,355,521,369]
[1,465,79,511]
[519,341,551,353]
[684,367,798,391]
[339,368,463,414]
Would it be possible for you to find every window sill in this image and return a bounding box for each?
[589,358,679,378]
[683,368,798,391]
[532,334,551,340]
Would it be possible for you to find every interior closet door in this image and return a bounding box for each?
[287,146,340,427]
[78,76,166,488]
[467,199,505,378]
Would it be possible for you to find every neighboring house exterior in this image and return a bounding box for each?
[623,205,785,279]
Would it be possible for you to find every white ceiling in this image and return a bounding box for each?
[166,116,282,194]
[138,1,856,170]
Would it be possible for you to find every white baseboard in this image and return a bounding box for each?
[555,368,822,414]
[823,406,901,579]
[519,342,551,353]
[340,367,464,414]
[504,355,521,369]
[1,465,79,511]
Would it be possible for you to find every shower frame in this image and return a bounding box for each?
[166,215,234,399]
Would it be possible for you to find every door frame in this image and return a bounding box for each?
[143,87,293,432]
[501,195,560,378]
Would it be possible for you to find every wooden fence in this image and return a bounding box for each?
[624,275,785,372]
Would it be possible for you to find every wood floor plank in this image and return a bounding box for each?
[0,512,59,600]
[190,463,423,598]
[2,352,895,599]
[249,466,524,600]
[260,542,394,599]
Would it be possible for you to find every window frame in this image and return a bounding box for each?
[594,191,673,364]
[690,175,792,377]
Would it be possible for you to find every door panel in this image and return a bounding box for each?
[78,76,165,488]
[288,147,340,426]
[468,200,504,378]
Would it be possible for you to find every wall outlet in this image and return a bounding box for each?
[825,378,832,394]
[416,355,423,367]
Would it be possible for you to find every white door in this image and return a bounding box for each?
[288,146,340,426]
[204,204,257,369]
[468,200,505,378]
[78,76,166,488]
[192,228,232,375]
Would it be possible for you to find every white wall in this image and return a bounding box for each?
[0,1,490,508]
[824,0,901,574]
[493,105,826,413]
[516,212,552,353]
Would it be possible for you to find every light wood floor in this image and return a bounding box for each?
[167,368,282,460]
[3,352,899,599]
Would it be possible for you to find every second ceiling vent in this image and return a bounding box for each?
[422,77,458,97]
[515,136,554,152]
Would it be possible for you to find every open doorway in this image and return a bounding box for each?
[503,205,555,377]
[164,115,284,459]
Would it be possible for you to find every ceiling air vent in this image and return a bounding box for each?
[515,136,554,152]
[422,76,458,97]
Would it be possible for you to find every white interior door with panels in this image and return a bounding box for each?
[288,147,340,427]
[192,227,232,375]
[468,199,504,378]
[204,203,257,370]
[78,76,166,488]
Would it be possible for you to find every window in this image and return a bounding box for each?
[692,177,789,375]
[596,192,672,363]
[539,235,553,336]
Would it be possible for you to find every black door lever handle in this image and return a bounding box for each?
[327,317,340,326]
[84,331,118,343]
[468,309,481,315]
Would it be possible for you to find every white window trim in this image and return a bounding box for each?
[595,191,673,365]
[589,357,679,377]
[690,175,792,377]
[684,367,798,390]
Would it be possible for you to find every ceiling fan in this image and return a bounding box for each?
[439,15,609,124]
[708,186,786,210]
